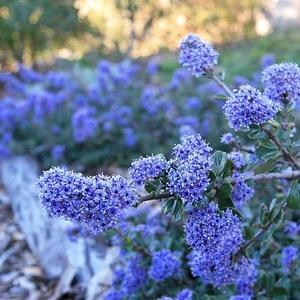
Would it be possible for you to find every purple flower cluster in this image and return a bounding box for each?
[262,62,300,104]
[105,254,147,300]
[71,107,98,143]
[51,145,65,162]
[185,203,244,287]
[120,255,147,295]
[285,221,300,237]
[260,53,275,69]
[230,296,251,300]
[148,249,181,282]
[224,85,278,130]
[221,133,235,144]
[235,258,257,297]
[172,133,212,161]
[228,151,246,169]
[179,34,219,77]
[281,245,298,274]
[159,289,193,300]
[231,171,254,209]
[129,154,169,186]
[168,134,212,203]
[176,289,193,300]
[38,167,138,233]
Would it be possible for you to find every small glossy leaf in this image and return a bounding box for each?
[212,151,228,176]
[287,180,300,209]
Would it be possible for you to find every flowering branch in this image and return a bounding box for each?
[232,142,255,154]
[136,170,300,205]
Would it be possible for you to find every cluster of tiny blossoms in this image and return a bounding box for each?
[129,134,212,203]
[105,254,147,300]
[179,34,219,76]
[224,85,278,131]
[148,249,181,282]
[262,62,300,104]
[167,134,212,202]
[39,167,138,233]
[281,246,298,274]
[221,132,235,144]
[129,154,169,186]
[185,203,245,287]
[231,172,254,209]
[228,151,246,169]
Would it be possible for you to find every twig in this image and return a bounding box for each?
[247,170,300,181]
[137,192,172,205]
[262,127,300,170]
[212,74,235,98]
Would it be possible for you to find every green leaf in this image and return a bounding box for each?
[161,198,184,221]
[270,287,288,297]
[292,139,300,149]
[260,227,274,255]
[268,119,280,128]
[287,180,300,209]
[217,183,234,210]
[254,159,276,174]
[144,181,157,193]
[248,126,265,139]
[256,140,278,161]
[244,226,253,240]
[212,151,228,176]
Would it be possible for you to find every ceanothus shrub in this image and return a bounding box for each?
[39,34,300,299]
[0,59,226,169]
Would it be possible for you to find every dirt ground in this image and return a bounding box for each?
[0,202,85,300]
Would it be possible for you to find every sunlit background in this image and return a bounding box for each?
[1,0,300,71]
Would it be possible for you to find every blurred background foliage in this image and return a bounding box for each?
[1,0,300,77]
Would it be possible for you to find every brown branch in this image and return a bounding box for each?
[247,170,300,181]
[135,192,172,206]
[262,127,300,170]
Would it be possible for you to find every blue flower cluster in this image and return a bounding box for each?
[179,34,219,76]
[104,207,189,299]
[262,62,300,104]
[129,155,169,186]
[71,106,98,143]
[160,289,193,300]
[221,133,235,144]
[234,258,257,298]
[168,134,212,203]
[281,245,298,274]
[172,133,212,162]
[224,85,278,130]
[285,221,300,237]
[0,59,225,167]
[148,249,181,282]
[105,254,147,300]
[185,203,244,287]
[228,151,246,169]
[38,167,138,233]
[231,171,254,209]
[175,289,193,300]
